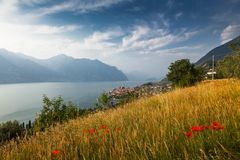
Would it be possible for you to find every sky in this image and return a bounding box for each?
[0,0,240,79]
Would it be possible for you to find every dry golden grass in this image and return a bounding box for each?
[1,79,240,160]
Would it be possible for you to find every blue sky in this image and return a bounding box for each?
[0,0,240,78]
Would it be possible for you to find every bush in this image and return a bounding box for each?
[217,50,240,78]
[0,120,24,143]
[167,59,205,87]
[34,95,80,131]
[96,92,111,109]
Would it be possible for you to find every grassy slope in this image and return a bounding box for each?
[1,79,240,160]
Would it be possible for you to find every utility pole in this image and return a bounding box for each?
[212,55,215,80]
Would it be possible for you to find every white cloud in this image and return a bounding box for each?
[35,0,130,16]
[119,25,200,54]
[122,26,150,47]
[0,0,83,58]
[82,28,123,52]
[1,23,81,35]
[0,0,18,20]
[19,0,50,5]
[85,29,123,44]
[221,24,240,44]
[0,22,81,58]
[175,12,183,20]
[30,24,82,34]
[158,13,169,27]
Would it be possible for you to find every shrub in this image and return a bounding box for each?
[34,95,80,131]
[0,120,24,143]
[96,92,111,109]
[167,59,205,87]
[217,50,240,78]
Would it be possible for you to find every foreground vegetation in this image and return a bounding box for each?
[217,45,240,78]
[0,79,240,159]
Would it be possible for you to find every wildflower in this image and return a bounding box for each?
[52,150,60,155]
[191,126,205,132]
[212,121,224,130]
[83,129,89,133]
[100,125,108,129]
[90,128,96,134]
[186,131,193,138]
[105,129,110,134]
[212,121,221,127]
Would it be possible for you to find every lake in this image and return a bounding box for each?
[0,81,146,123]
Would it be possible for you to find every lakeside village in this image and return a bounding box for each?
[105,63,216,107]
[106,81,172,106]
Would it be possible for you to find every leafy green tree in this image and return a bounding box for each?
[96,92,110,109]
[34,95,80,131]
[0,120,24,143]
[217,50,240,78]
[167,59,205,87]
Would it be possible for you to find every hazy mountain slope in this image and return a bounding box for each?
[38,54,128,81]
[0,55,27,83]
[0,49,128,83]
[195,35,240,66]
[0,49,62,82]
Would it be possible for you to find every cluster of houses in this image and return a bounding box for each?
[108,82,172,106]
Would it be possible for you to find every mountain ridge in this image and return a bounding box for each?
[0,49,128,83]
[195,35,240,67]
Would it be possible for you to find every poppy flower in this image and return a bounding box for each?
[90,128,96,134]
[83,129,89,133]
[105,129,110,134]
[100,125,108,129]
[186,131,193,138]
[212,121,224,130]
[191,126,205,132]
[52,150,60,155]
[212,121,221,127]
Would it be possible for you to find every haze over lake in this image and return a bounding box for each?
[0,81,145,123]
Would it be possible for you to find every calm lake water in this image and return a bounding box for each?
[0,81,145,123]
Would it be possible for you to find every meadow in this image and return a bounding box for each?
[0,79,240,160]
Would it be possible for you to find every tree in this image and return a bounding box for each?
[217,45,240,78]
[0,120,25,143]
[167,59,205,87]
[34,95,80,131]
[96,92,110,109]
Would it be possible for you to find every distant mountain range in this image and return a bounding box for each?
[0,49,128,83]
[196,35,240,67]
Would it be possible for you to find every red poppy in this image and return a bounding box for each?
[52,150,60,155]
[212,121,221,127]
[83,129,89,133]
[211,121,224,130]
[100,125,108,129]
[90,128,96,134]
[191,126,205,132]
[105,129,110,134]
[186,131,193,138]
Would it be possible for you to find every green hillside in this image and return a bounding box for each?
[196,35,240,67]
